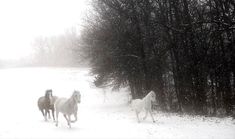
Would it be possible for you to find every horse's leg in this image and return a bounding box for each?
[52,109,55,122]
[63,114,71,128]
[143,109,149,120]
[149,110,155,123]
[63,114,69,123]
[68,115,71,128]
[47,110,51,119]
[40,109,45,117]
[135,111,140,123]
[55,111,59,127]
[74,112,77,122]
[71,112,77,123]
[44,109,48,121]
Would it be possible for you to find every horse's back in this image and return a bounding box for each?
[55,97,67,106]
[54,97,67,111]
[55,97,78,115]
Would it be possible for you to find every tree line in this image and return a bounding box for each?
[81,0,235,116]
[32,29,86,67]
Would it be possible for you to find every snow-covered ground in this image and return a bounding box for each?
[0,67,234,139]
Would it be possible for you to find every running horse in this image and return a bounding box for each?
[55,90,81,128]
[37,89,57,121]
[131,90,156,123]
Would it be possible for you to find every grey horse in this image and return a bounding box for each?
[55,90,81,128]
[37,89,58,121]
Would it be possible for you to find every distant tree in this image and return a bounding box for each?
[32,28,85,67]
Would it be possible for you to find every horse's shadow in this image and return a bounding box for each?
[39,119,55,123]
[53,124,81,131]
[140,120,164,125]
[39,119,80,130]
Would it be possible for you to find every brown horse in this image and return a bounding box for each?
[37,89,57,121]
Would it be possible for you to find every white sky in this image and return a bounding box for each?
[0,0,88,60]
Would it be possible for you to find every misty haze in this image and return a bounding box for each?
[0,0,234,139]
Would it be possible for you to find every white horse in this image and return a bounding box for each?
[131,90,156,123]
[54,90,81,128]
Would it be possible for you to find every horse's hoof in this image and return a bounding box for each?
[71,120,76,123]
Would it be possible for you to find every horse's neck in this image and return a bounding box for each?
[143,93,150,101]
[66,96,76,106]
[143,94,151,106]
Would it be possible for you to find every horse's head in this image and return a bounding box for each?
[149,91,156,102]
[72,90,81,103]
[45,89,53,105]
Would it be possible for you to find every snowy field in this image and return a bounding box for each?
[0,67,234,139]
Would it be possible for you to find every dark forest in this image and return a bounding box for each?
[82,0,235,116]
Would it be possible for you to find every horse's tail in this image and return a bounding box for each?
[37,97,43,110]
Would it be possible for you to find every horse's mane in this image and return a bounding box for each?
[144,91,155,99]
[66,91,80,105]
[45,89,52,97]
